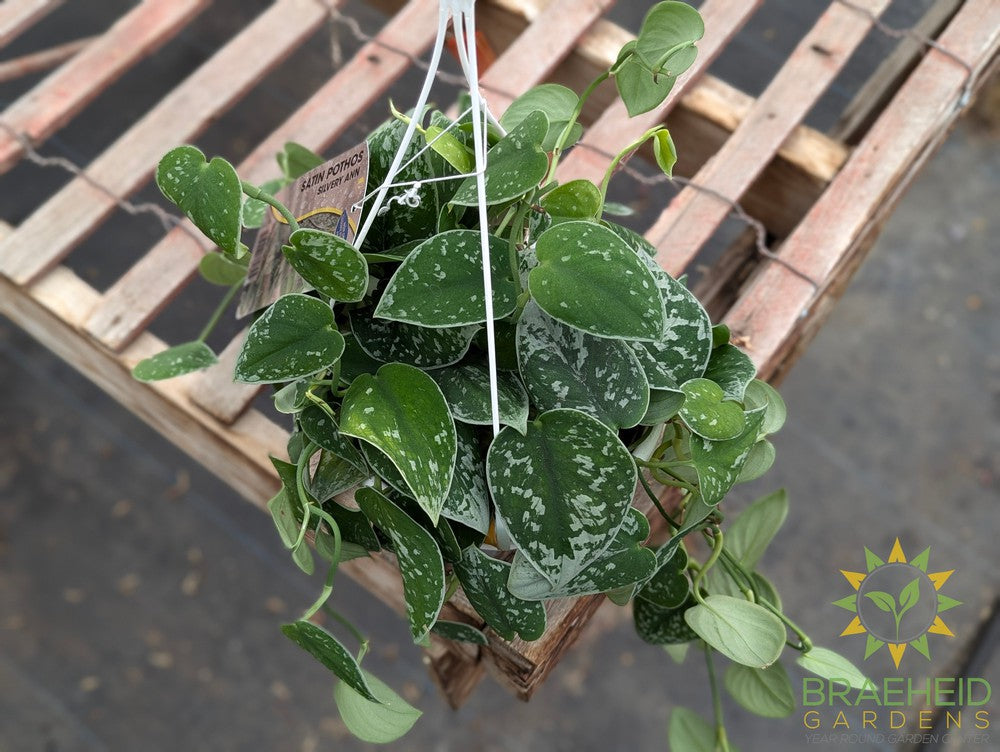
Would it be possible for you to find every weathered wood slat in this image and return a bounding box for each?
[0,0,62,48]
[84,0,437,354]
[556,0,761,184]
[726,0,1000,381]
[0,0,328,286]
[0,0,210,173]
[0,35,93,84]
[647,0,892,278]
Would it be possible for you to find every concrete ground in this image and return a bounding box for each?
[0,1,997,751]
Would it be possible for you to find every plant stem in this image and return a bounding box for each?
[196,280,242,342]
[692,526,724,605]
[637,471,680,529]
[704,643,732,752]
[546,70,610,181]
[242,180,299,232]
[597,127,660,214]
[506,198,531,293]
[322,604,369,660]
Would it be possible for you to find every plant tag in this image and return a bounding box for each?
[237,142,369,317]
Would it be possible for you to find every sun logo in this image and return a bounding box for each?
[834,538,961,669]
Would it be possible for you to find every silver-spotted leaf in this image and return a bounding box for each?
[452,111,549,206]
[349,311,477,369]
[487,408,636,588]
[690,407,766,505]
[634,596,698,645]
[281,620,377,701]
[517,301,649,429]
[499,84,582,151]
[429,363,529,435]
[341,364,456,523]
[430,620,489,645]
[640,389,685,426]
[355,488,445,641]
[132,341,217,382]
[529,221,665,342]
[679,378,746,441]
[637,544,690,609]
[440,422,491,534]
[282,228,368,302]
[540,179,602,222]
[703,344,756,402]
[452,547,546,642]
[375,230,516,326]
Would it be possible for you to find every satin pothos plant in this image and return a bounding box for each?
[133,3,866,748]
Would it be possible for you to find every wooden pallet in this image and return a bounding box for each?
[1,0,996,708]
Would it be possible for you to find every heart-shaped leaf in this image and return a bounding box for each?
[235,294,345,384]
[517,301,649,430]
[725,490,788,571]
[796,647,869,691]
[487,408,636,588]
[452,111,549,206]
[627,253,712,389]
[355,488,445,641]
[690,407,766,505]
[324,498,381,552]
[668,708,722,752]
[452,547,546,642]
[132,341,217,382]
[640,389,685,426]
[198,251,247,286]
[679,378,745,440]
[334,670,421,744]
[634,595,698,645]
[375,230,517,326]
[703,344,756,402]
[430,620,489,645]
[614,56,680,117]
[743,379,786,435]
[341,363,456,523]
[724,662,796,718]
[499,84,582,151]
[423,125,474,173]
[634,1,704,68]
[736,439,776,483]
[156,146,245,257]
[277,141,324,181]
[540,179,602,222]
[507,508,655,600]
[281,620,378,701]
[637,544,690,609]
[241,178,286,229]
[282,228,368,302]
[529,221,665,342]
[349,311,477,369]
[684,595,785,668]
[429,363,529,435]
[309,451,369,503]
[440,422,491,534]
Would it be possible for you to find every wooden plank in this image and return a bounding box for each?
[0,35,93,84]
[646,0,893,278]
[84,0,438,354]
[0,0,328,286]
[724,0,1000,381]
[555,0,762,184]
[188,328,255,424]
[831,0,963,144]
[479,0,615,115]
[0,0,62,48]
[0,0,210,173]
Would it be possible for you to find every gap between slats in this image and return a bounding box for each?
[0,0,63,48]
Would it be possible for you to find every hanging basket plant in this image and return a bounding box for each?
[133,2,867,747]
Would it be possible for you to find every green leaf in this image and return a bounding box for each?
[281,620,377,701]
[339,332,383,382]
[735,439,775,483]
[487,409,637,588]
[441,422,491,534]
[627,253,712,389]
[355,488,445,641]
[507,508,656,599]
[423,125,474,173]
[703,344,756,402]
[743,379,786,435]
[299,406,364,464]
[334,670,421,744]
[499,84,582,151]
[429,363,528,435]
[430,620,489,645]
[635,1,705,65]
[349,311,477,369]
[640,389,685,426]
[453,547,546,642]
[684,595,785,668]
[282,228,369,302]
[375,230,517,326]
[652,128,677,177]
[540,180,602,222]
[324,499,381,552]
[309,450,369,502]
[898,577,921,617]
[725,489,788,571]
[517,301,649,430]
[241,178,285,229]
[452,111,549,206]
[637,545,690,609]
[156,146,245,257]
[690,407,766,505]
[235,294,345,384]
[267,488,300,549]
[341,363,456,523]
[679,378,746,440]
[796,647,869,691]
[668,708,717,752]
[198,251,247,285]
[634,596,698,644]
[865,591,896,613]
[529,221,665,341]
[602,201,635,217]
[132,341,217,382]
[725,662,796,718]
[712,323,730,348]
[272,379,310,414]
[277,142,324,181]
[614,57,676,118]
